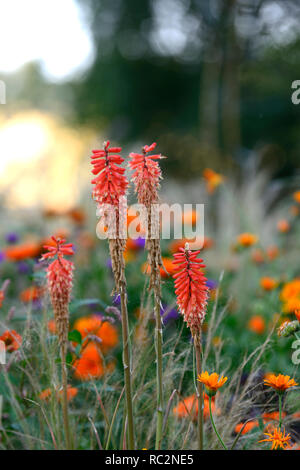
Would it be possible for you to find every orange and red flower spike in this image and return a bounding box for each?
[128,142,165,207]
[42,237,74,346]
[173,244,208,335]
[91,140,128,207]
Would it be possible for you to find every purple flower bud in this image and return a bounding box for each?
[5,233,19,244]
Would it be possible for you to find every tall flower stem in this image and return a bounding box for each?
[60,343,71,450]
[154,289,163,450]
[194,332,203,450]
[128,143,166,450]
[120,284,135,450]
[278,394,283,429]
[209,396,227,450]
[41,237,74,451]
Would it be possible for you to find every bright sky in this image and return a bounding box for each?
[0,0,94,82]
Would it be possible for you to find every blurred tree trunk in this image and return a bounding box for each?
[199,0,240,159]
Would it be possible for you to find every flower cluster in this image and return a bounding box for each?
[91,141,128,207]
[41,237,74,346]
[173,244,208,335]
[128,142,164,208]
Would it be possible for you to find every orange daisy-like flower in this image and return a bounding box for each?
[259,427,291,450]
[264,373,298,393]
[283,297,300,314]
[48,319,56,334]
[235,420,259,435]
[262,411,286,423]
[280,279,300,313]
[277,219,290,233]
[4,242,41,261]
[0,330,22,352]
[203,168,224,194]
[248,315,265,335]
[293,191,300,204]
[295,310,300,322]
[251,249,265,264]
[172,393,219,421]
[20,286,43,303]
[237,233,258,247]
[280,280,300,301]
[73,342,115,381]
[39,386,78,402]
[197,371,227,396]
[260,277,278,291]
[73,315,119,354]
[266,245,279,261]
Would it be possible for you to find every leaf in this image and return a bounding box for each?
[68,329,82,345]
[66,352,73,365]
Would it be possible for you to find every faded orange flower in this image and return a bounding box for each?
[39,386,78,402]
[48,319,56,334]
[20,286,43,303]
[280,280,300,313]
[142,257,176,278]
[172,393,219,421]
[4,242,41,261]
[67,207,86,225]
[264,373,298,393]
[260,277,278,291]
[203,168,224,194]
[168,237,213,253]
[0,290,4,308]
[293,191,300,204]
[198,371,227,396]
[248,315,265,335]
[0,330,22,352]
[277,219,290,233]
[73,315,119,354]
[259,427,291,450]
[266,245,279,261]
[251,249,265,264]
[235,420,259,435]
[237,233,258,247]
[73,342,115,381]
[262,411,286,423]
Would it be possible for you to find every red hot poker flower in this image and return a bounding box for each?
[41,236,74,260]
[173,244,208,335]
[42,237,74,346]
[128,142,165,207]
[91,140,128,207]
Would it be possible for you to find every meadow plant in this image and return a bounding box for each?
[41,236,74,449]
[173,244,208,449]
[1,145,300,451]
[90,141,135,449]
[128,143,166,449]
